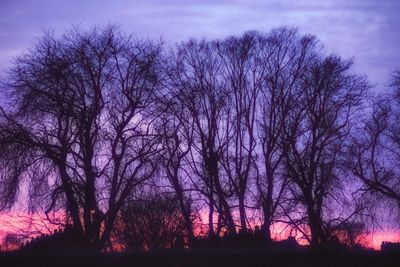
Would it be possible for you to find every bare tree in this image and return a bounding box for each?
[116,192,186,251]
[0,26,162,249]
[255,28,317,241]
[348,71,400,211]
[280,55,368,247]
[165,40,236,235]
[156,104,196,244]
[217,32,260,232]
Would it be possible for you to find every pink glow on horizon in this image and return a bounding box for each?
[0,211,64,251]
[363,231,400,250]
[1,211,399,251]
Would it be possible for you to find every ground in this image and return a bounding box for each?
[0,248,399,267]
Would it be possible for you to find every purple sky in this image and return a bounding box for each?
[0,0,399,87]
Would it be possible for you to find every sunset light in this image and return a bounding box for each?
[0,1,399,267]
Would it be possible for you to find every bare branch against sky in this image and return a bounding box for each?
[0,0,399,86]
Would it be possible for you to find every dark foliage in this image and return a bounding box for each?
[115,193,187,251]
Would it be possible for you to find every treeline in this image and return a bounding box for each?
[0,25,399,251]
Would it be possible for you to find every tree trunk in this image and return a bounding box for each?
[208,193,215,237]
[58,163,84,235]
[238,195,247,232]
[307,206,322,248]
[262,206,272,242]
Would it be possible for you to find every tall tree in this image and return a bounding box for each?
[280,55,368,246]
[218,32,260,232]
[0,26,162,249]
[156,102,196,244]
[165,40,236,235]
[256,28,317,241]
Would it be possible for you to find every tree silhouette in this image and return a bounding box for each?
[348,71,400,212]
[0,25,388,251]
[279,55,368,247]
[255,28,316,242]
[0,25,162,249]
[165,39,236,236]
[116,192,186,251]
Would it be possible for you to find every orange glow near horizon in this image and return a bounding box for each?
[0,211,399,251]
[0,211,64,251]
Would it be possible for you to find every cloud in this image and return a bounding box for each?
[0,0,399,84]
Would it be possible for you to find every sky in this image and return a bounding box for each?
[0,0,399,87]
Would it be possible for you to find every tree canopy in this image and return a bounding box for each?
[0,25,397,250]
